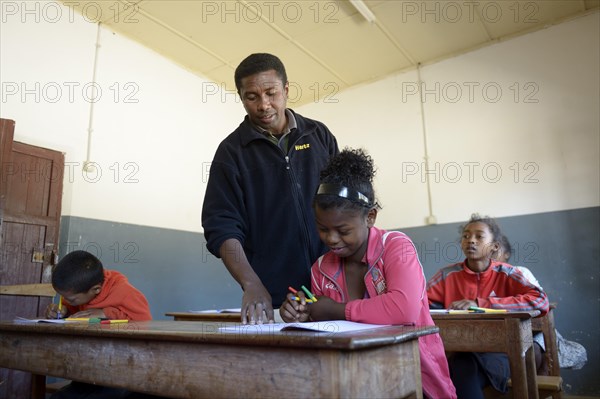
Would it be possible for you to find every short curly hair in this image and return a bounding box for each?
[234,53,287,93]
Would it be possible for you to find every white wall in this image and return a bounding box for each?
[1,1,241,232]
[2,2,598,232]
[299,12,600,229]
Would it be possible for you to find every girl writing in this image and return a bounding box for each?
[280,148,456,399]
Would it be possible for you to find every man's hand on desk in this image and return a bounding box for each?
[241,283,274,325]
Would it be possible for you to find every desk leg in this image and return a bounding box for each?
[506,318,539,399]
[525,346,539,399]
[31,374,46,399]
[510,348,539,399]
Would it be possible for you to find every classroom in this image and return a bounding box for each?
[1,0,598,397]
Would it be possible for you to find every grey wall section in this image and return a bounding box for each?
[59,206,599,395]
[59,216,243,320]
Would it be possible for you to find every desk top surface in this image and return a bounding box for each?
[0,320,437,350]
[430,310,540,321]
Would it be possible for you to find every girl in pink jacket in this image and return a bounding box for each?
[280,148,456,399]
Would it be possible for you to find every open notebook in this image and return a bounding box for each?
[219,320,389,334]
[14,317,72,324]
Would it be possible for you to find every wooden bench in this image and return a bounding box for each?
[485,375,562,399]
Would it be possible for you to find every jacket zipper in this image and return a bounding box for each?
[285,130,317,270]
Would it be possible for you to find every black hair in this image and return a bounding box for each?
[234,53,288,93]
[498,234,512,261]
[459,213,503,243]
[314,147,380,215]
[52,250,105,293]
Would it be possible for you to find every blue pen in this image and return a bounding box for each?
[291,296,314,303]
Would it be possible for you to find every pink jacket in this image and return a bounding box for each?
[311,226,456,399]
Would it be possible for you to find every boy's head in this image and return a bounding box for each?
[52,250,104,306]
[234,53,287,93]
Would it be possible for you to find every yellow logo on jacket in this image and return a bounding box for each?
[295,143,310,151]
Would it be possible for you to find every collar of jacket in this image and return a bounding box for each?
[461,259,505,275]
[239,109,316,147]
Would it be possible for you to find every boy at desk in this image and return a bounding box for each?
[426,214,549,398]
[46,250,152,321]
[279,148,456,399]
[45,250,153,399]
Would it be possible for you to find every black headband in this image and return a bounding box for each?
[316,183,371,207]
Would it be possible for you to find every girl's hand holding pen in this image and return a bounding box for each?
[279,292,310,322]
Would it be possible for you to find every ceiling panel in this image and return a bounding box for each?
[296,15,413,85]
[110,12,224,73]
[477,0,587,38]
[262,44,351,106]
[62,0,600,105]
[139,0,291,64]
[259,0,359,37]
[373,1,491,63]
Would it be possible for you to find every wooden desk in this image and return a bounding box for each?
[0,320,436,399]
[166,311,241,322]
[431,311,539,399]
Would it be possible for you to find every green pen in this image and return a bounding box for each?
[301,285,318,302]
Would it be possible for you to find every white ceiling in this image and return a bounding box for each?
[65,0,599,105]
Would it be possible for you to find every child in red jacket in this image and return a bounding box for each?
[427,214,549,398]
[280,148,456,399]
[46,250,152,321]
[45,250,153,399]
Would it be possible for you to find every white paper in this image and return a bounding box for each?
[14,317,70,323]
[219,320,389,334]
[429,309,471,314]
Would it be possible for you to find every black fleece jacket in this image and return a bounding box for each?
[202,110,339,306]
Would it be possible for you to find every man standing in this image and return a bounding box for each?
[202,53,339,324]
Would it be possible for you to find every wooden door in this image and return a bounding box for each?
[0,118,64,399]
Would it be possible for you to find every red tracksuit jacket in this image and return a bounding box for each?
[426,260,549,314]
